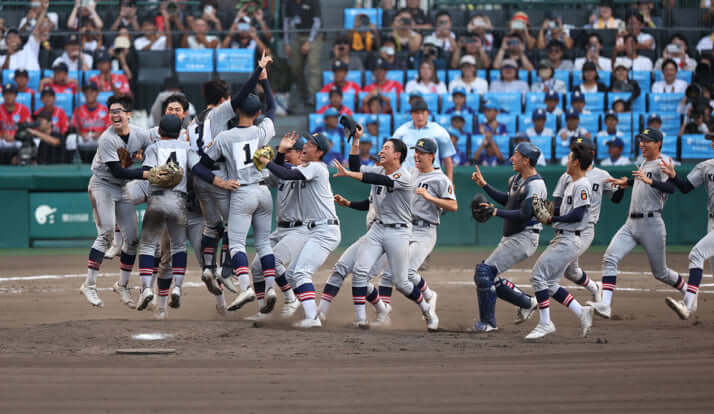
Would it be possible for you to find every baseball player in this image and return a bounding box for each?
[333,129,438,331]
[588,128,687,319]
[526,142,595,340]
[551,137,625,301]
[469,142,546,332]
[244,136,305,321]
[200,55,278,312]
[80,94,152,308]
[658,134,714,319]
[374,138,457,326]
[136,114,238,318]
[258,132,342,328]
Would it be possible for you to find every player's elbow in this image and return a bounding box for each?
[444,200,458,212]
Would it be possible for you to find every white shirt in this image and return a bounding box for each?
[651,79,688,93]
[600,156,631,166]
[597,129,624,138]
[448,77,488,94]
[614,55,653,71]
[574,56,612,71]
[53,52,94,72]
[0,35,40,71]
[134,36,167,51]
[525,127,554,137]
[187,35,219,49]
[637,32,655,50]
[424,33,456,52]
[405,80,447,95]
[19,12,59,30]
[578,83,600,93]
[696,34,714,54]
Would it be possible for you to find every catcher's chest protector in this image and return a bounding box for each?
[503,174,543,237]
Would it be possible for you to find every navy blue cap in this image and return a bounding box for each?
[570,136,595,151]
[2,82,18,94]
[83,81,99,91]
[306,132,331,152]
[238,93,262,114]
[606,137,624,148]
[411,138,437,154]
[545,90,559,101]
[637,128,663,142]
[14,69,29,78]
[514,141,541,166]
[410,99,429,112]
[532,108,546,120]
[159,114,182,138]
[332,60,349,71]
[374,58,389,70]
[328,86,342,96]
[41,86,55,97]
[565,108,579,119]
[571,90,585,102]
[52,62,69,72]
[604,110,617,120]
[95,50,112,63]
[292,138,305,151]
[647,113,662,123]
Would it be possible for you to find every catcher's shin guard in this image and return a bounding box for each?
[474,263,498,326]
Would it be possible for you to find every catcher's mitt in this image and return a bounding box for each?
[253,145,275,171]
[471,193,494,223]
[148,161,184,189]
[532,196,555,225]
[117,147,133,168]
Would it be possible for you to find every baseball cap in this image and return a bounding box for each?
[411,138,437,154]
[537,59,554,70]
[606,137,625,148]
[95,50,112,63]
[374,58,389,70]
[328,86,342,97]
[14,69,29,78]
[292,138,305,151]
[332,60,348,72]
[614,61,629,71]
[450,112,465,122]
[423,35,441,48]
[2,83,18,94]
[582,61,597,72]
[52,62,69,73]
[408,90,424,99]
[647,113,662,123]
[410,99,429,112]
[636,128,663,142]
[545,90,560,101]
[501,59,518,69]
[483,100,499,110]
[451,87,466,96]
[238,93,262,114]
[532,108,546,120]
[159,114,182,138]
[571,90,585,102]
[565,108,579,119]
[41,87,55,97]
[513,132,530,142]
[307,132,331,153]
[66,34,80,46]
[460,55,476,66]
[83,81,99,91]
[570,136,595,151]
[604,110,618,120]
[324,107,339,117]
[5,27,19,37]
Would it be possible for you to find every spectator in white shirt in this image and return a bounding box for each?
[654,36,697,72]
[52,35,93,72]
[134,15,171,51]
[545,40,574,71]
[626,10,655,50]
[696,30,714,55]
[525,108,554,138]
[489,59,529,93]
[405,60,447,95]
[613,33,653,71]
[574,33,612,71]
[424,10,456,52]
[651,59,688,93]
[0,2,48,71]
[600,137,631,166]
[448,55,488,94]
[18,0,58,33]
[183,17,219,49]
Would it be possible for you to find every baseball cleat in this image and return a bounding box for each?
[470,321,499,333]
[201,268,222,296]
[665,297,690,320]
[227,287,256,311]
[146,294,158,312]
[80,283,104,307]
[424,307,439,332]
[169,286,181,309]
[221,275,239,294]
[372,304,392,328]
[136,288,154,311]
[580,306,594,337]
[426,290,438,314]
[515,297,538,324]
[244,312,270,321]
[104,243,121,259]
[587,301,612,319]
[352,319,370,329]
[592,281,603,303]
[260,287,278,314]
[281,298,301,318]
[215,303,227,317]
[293,317,322,329]
[112,281,135,308]
[154,309,168,320]
[525,321,556,340]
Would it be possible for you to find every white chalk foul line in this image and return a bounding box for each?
[443,280,714,294]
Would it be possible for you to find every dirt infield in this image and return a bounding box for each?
[1,248,713,413]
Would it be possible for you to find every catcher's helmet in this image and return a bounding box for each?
[514,141,541,166]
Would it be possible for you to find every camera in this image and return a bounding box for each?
[507,39,520,48]
[237,23,250,31]
[511,20,526,31]
[14,122,37,166]
[548,21,557,29]
[425,46,438,57]
[400,17,412,25]
[358,15,370,27]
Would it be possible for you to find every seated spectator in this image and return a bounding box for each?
[637,0,663,28]
[134,15,171,51]
[35,87,69,135]
[589,0,623,29]
[493,33,534,71]
[531,59,567,94]
[19,0,58,34]
[13,69,36,97]
[149,77,196,127]
[183,18,219,49]
[573,61,608,93]
[404,0,432,30]
[600,137,631,166]
[318,87,354,116]
[388,9,423,54]
[110,0,140,32]
[0,9,46,71]
[313,109,345,157]
[332,34,364,71]
[89,51,131,95]
[423,10,456,52]
[655,35,697,71]
[646,113,663,132]
[570,90,591,114]
[545,90,564,116]
[320,60,362,93]
[612,98,627,112]
[525,108,554,137]
[575,33,612,71]
[546,40,574,71]
[448,55,488,94]
[597,110,625,140]
[613,33,653,71]
[349,13,379,52]
[652,59,688,93]
[449,113,471,136]
[448,129,469,166]
[445,88,477,115]
[478,100,507,136]
[30,110,67,164]
[0,83,32,150]
[71,81,109,155]
[514,133,548,165]
[355,133,377,166]
[52,34,93,71]
[681,110,710,135]
[489,59,529,93]
[79,20,103,53]
[374,38,406,70]
[39,63,78,94]
[364,58,404,95]
[108,28,137,82]
[609,63,641,111]
[67,0,104,32]
[322,139,344,165]
[557,109,591,154]
[473,133,505,166]
[222,16,266,51]
[696,25,714,54]
[537,15,574,50]
[466,14,495,52]
[450,34,491,71]
[360,94,393,115]
[405,60,447,95]
[626,10,654,50]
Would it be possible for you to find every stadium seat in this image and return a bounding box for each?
[659,135,678,159]
[357,91,397,113]
[524,92,546,113]
[681,134,714,160]
[529,135,554,162]
[53,92,74,117]
[595,132,633,161]
[560,113,600,136]
[399,93,439,114]
[616,112,633,141]
[393,112,411,129]
[174,49,214,111]
[344,8,382,29]
[435,112,474,134]
[566,92,606,113]
[631,71,651,91]
[309,113,325,133]
[571,70,611,88]
[81,69,124,83]
[472,134,509,156]
[351,113,391,137]
[476,113,518,135]
[483,92,522,114]
[77,91,112,107]
[643,111,682,137]
[520,113,557,133]
[136,50,174,111]
[3,69,41,91]
[42,69,80,81]
[607,91,646,113]
[322,70,363,87]
[449,132,469,157]
[441,93,479,113]
[531,70,571,91]
[364,70,405,86]
[488,69,529,83]
[15,92,33,112]
[653,70,693,83]
[649,93,684,113]
[316,91,356,112]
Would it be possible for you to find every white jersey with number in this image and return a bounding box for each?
[142,139,201,194]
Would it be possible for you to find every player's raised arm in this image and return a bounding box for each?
[230,49,272,111]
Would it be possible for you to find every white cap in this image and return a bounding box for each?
[460,55,476,66]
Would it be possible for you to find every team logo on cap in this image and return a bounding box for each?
[581,190,588,200]
[418,140,424,147]
[643,129,649,135]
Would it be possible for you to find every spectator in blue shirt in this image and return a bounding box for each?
[477,100,507,136]
[448,128,469,166]
[544,90,563,116]
[445,87,477,115]
[312,107,345,155]
[473,133,505,166]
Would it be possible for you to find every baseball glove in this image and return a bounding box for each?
[471,193,494,223]
[532,196,555,225]
[148,161,184,189]
[252,145,275,171]
[117,147,133,168]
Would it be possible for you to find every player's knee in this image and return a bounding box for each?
[474,263,496,288]
[394,279,412,295]
[380,272,393,286]
[602,251,619,272]
[689,247,706,269]
[326,272,345,288]
[332,261,349,279]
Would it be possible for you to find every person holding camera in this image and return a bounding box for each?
[0,1,49,71]
[613,33,653,71]
[110,0,140,32]
[655,35,697,72]
[404,0,432,30]
[0,83,32,154]
[108,28,137,82]
[331,35,363,71]
[182,17,219,49]
[574,33,612,71]
[134,12,172,51]
[283,0,323,106]
[67,0,104,32]
[537,16,574,50]
[507,12,536,51]
[198,0,223,31]
[652,59,688,93]
[425,10,456,53]
[626,10,654,51]
[493,33,534,71]
[29,110,68,164]
[51,34,93,72]
[388,9,422,54]
[466,14,494,53]
[350,13,379,52]
[449,34,491,71]
[223,16,265,51]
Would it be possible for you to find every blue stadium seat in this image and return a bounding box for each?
[520,113,557,133]
[554,136,572,160]
[561,113,600,136]
[483,92,522,114]
[531,70,571,90]
[449,132,469,156]
[654,70,693,83]
[616,113,633,141]
[642,111,681,137]
[476,113,517,135]
[3,69,41,90]
[566,92,606,113]
[399,93,439,114]
[571,70,611,88]
[631,71,651,91]
[393,112,411,129]
[529,135,553,161]
[174,49,214,72]
[489,69,529,83]
[15,92,33,112]
[322,70,363,86]
[447,69,488,84]
[435,112,474,134]
[309,113,325,133]
[660,135,678,159]
[352,113,391,137]
[53,92,74,117]
[216,48,255,73]
[315,91,356,112]
[406,69,446,84]
[42,69,80,81]
[344,8,382,29]
[649,93,684,113]
[357,91,397,113]
[596,133,633,160]
[681,134,714,160]
[471,134,510,156]
[524,92,547,113]
[607,91,646,112]
[441,93,479,113]
[364,70,405,86]
[81,69,124,83]
[77,91,112,107]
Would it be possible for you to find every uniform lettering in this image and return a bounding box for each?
[567,196,573,204]
[419,183,429,190]
[592,183,600,192]
[707,173,714,182]
[646,172,653,179]
[242,143,252,165]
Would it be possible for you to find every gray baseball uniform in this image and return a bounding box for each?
[685,159,714,272]
[531,177,591,294]
[602,157,680,288]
